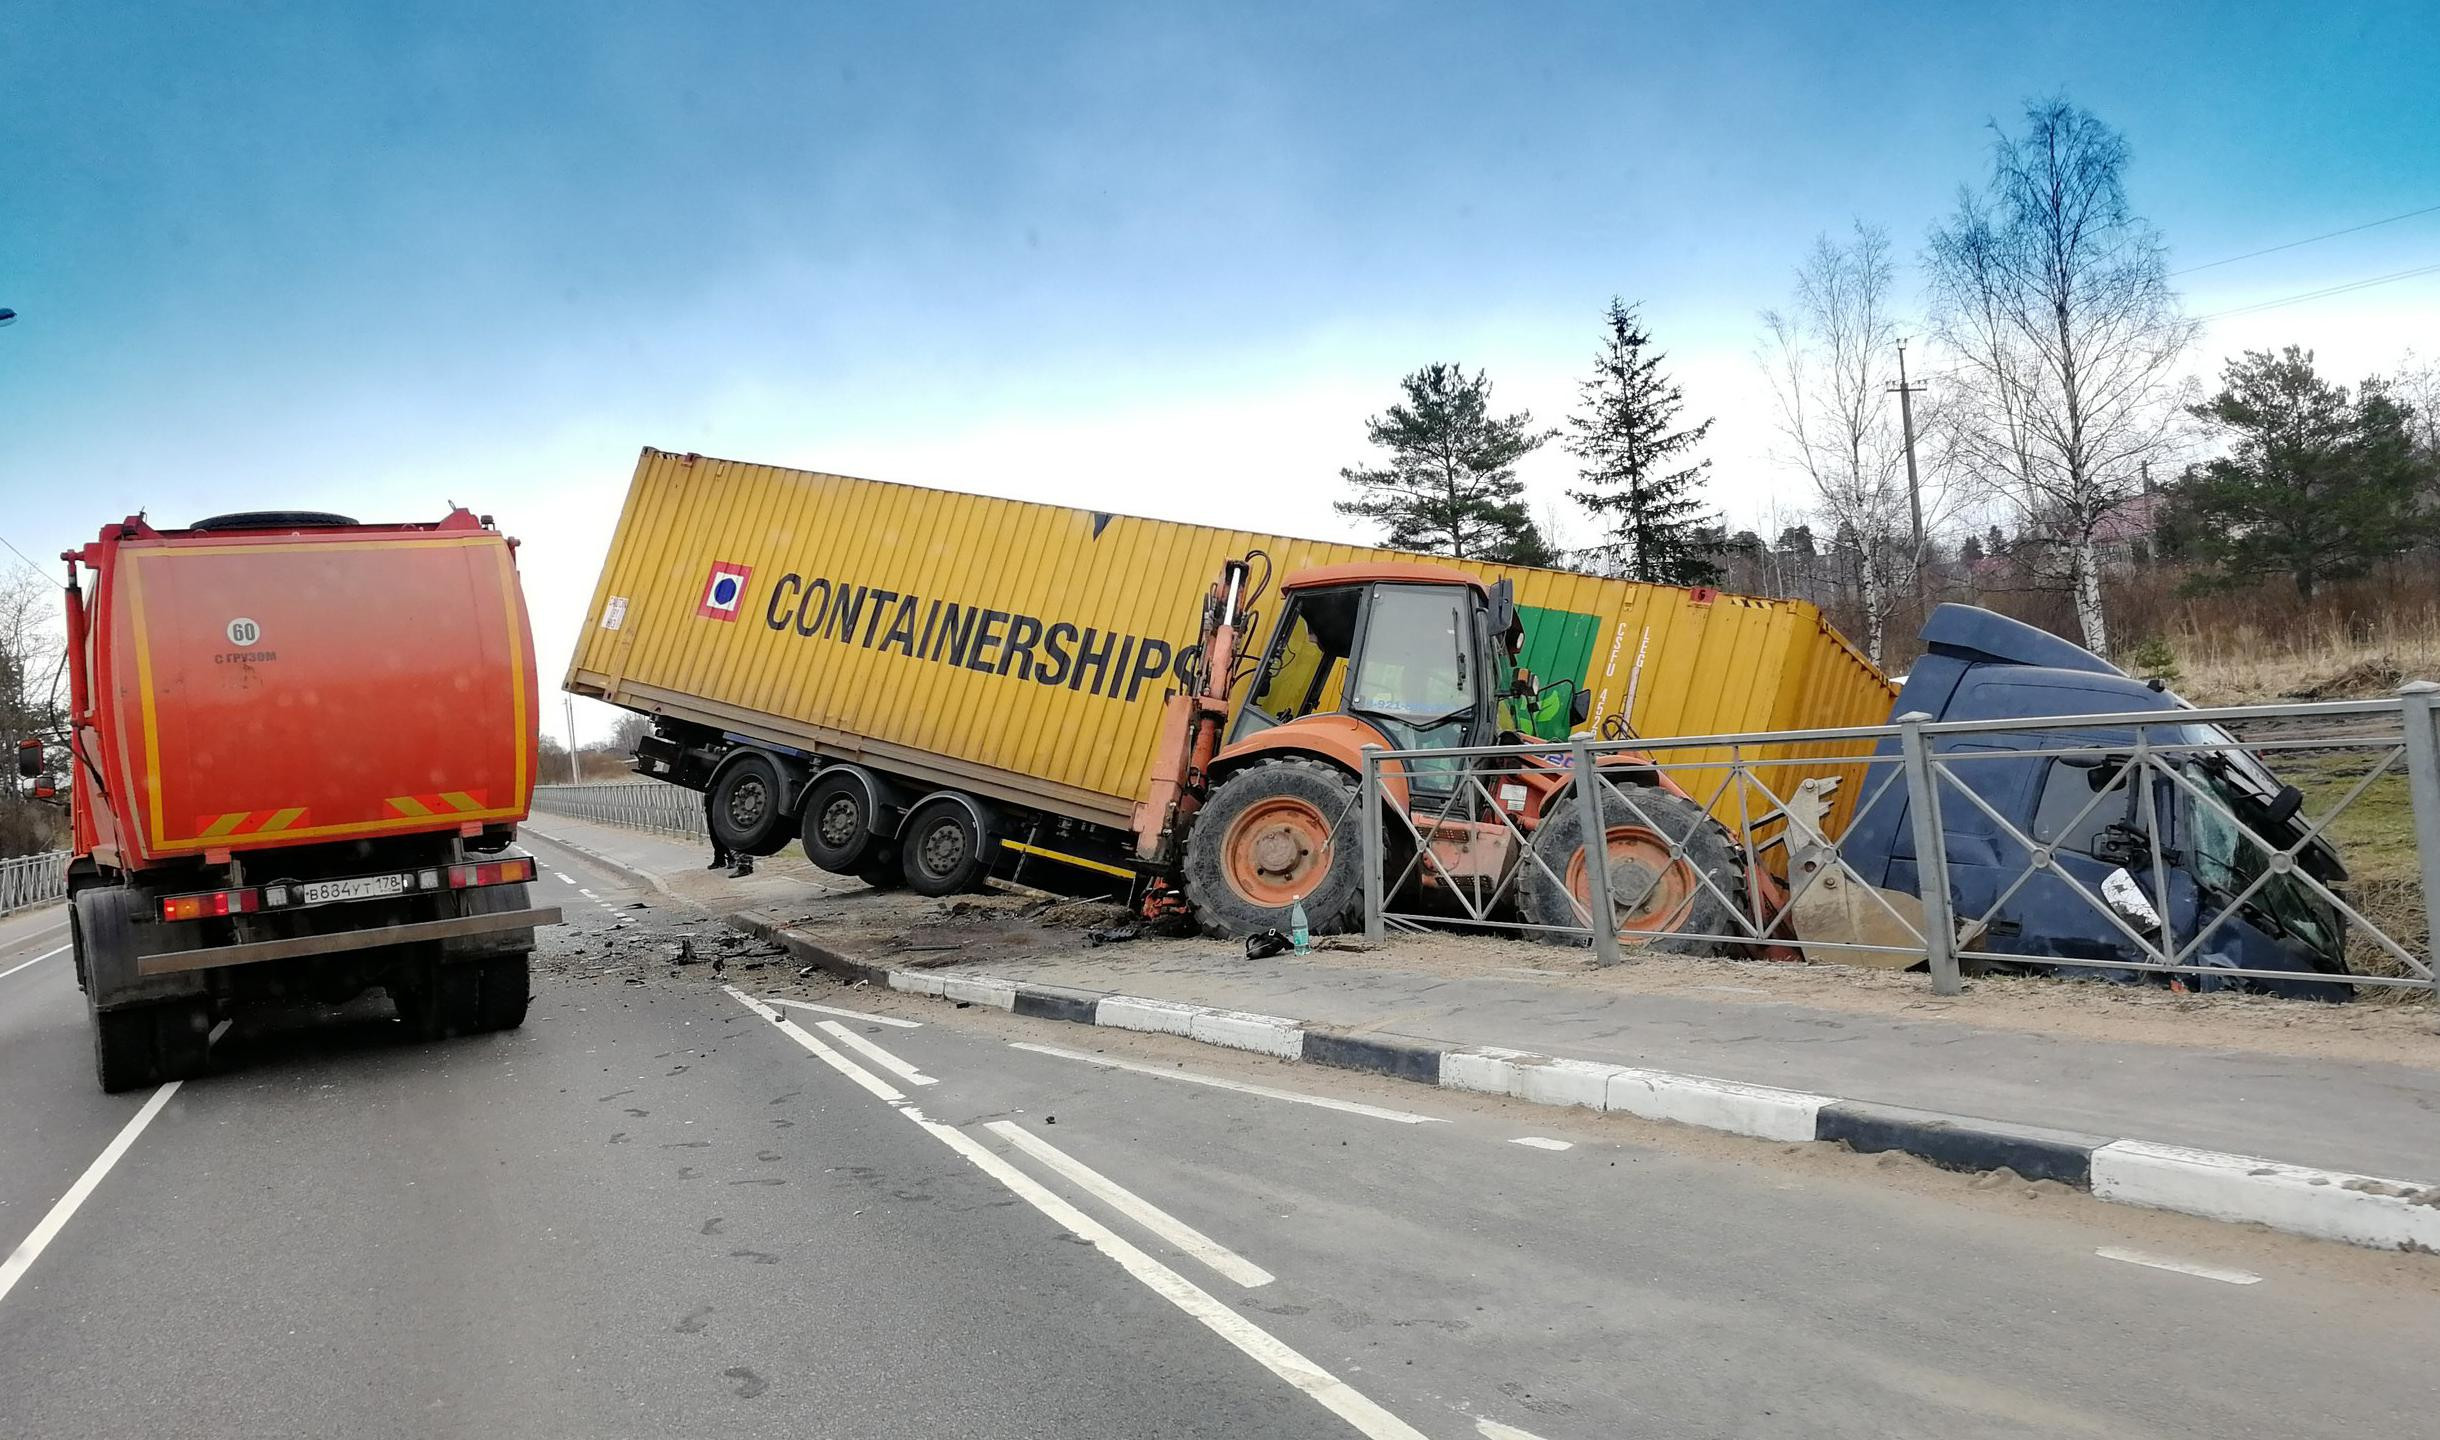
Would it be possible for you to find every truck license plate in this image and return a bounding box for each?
[299,874,407,905]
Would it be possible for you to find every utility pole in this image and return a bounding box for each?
[563,695,581,784]
[1888,339,1931,611]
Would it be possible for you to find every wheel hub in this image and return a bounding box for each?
[818,797,859,847]
[728,778,768,828]
[919,823,964,875]
[1223,796,1330,906]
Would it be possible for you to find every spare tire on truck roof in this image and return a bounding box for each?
[188,511,359,531]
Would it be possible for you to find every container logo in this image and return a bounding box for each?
[696,562,753,621]
[226,617,262,646]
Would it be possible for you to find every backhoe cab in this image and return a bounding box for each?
[1149,560,1742,948]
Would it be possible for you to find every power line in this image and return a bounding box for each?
[0,533,54,585]
[2197,260,2440,322]
[2171,202,2440,276]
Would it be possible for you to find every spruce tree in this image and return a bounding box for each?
[1566,300,1723,585]
[1335,364,1556,564]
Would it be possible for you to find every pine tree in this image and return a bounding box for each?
[1565,300,1723,585]
[2173,346,2435,598]
[1335,364,1556,564]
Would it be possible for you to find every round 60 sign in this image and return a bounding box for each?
[226,617,262,647]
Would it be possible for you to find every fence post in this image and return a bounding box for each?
[2396,682,2440,994]
[1359,744,1386,947]
[1569,735,1626,968]
[1896,711,1961,996]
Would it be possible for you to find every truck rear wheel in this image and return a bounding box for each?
[800,771,881,874]
[90,998,213,1093]
[710,753,792,857]
[1181,759,1366,938]
[1520,786,1745,957]
[474,956,530,1031]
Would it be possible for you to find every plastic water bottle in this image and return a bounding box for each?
[1289,896,1311,955]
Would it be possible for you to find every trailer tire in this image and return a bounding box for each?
[856,844,905,891]
[800,770,882,874]
[710,753,792,858]
[899,798,992,896]
[1181,759,1366,938]
[1520,785,1745,957]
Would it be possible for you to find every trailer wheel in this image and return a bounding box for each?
[1520,785,1745,957]
[856,844,905,891]
[710,754,792,857]
[1181,759,1366,938]
[799,771,881,874]
[899,798,992,896]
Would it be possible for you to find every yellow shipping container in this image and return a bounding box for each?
[566,449,1894,832]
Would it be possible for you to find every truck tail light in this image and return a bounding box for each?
[448,857,535,889]
[161,888,261,922]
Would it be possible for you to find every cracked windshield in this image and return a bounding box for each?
[4,4,2438,1437]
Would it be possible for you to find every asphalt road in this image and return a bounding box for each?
[1,841,2435,1439]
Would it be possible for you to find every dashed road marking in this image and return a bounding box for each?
[814,1020,938,1086]
[1477,1418,1555,1440]
[757,996,922,1029]
[1008,1041,1443,1125]
[2095,1247,2262,1285]
[723,986,1428,1440]
[985,1120,1274,1288]
[1510,1136,1574,1151]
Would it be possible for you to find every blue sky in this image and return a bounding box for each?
[5,2,2436,737]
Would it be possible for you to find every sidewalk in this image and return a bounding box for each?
[523,813,2440,1184]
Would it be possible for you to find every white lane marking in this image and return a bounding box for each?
[725,987,905,1102]
[815,1020,938,1086]
[1478,1419,1554,1440]
[723,989,1425,1440]
[0,944,69,983]
[983,1121,1275,1289]
[1510,1136,1574,1151]
[0,1080,184,1307]
[1008,1042,1444,1125]
[757,996,922,1029]
[2095,1247,2262,1285]
[551,871,574,884]
[577,888,598,899]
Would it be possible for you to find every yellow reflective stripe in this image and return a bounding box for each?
[440,791,483,813]
[259,807,308,832]
[1000,839,1135,881]
[388,795,433,817]
[198,812,247,839]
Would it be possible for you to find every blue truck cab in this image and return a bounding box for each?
[1840,605,2353,1001]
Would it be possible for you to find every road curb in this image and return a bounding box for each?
[721,907,2440,1255]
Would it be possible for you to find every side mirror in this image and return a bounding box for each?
[2265,784,2304,827]
[15,738,41,779]
[1487,578,1517,642]
[1570,688,1593,727]
[1512,667,1537,698]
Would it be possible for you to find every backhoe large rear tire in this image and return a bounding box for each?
[1519,785,1745,958]
[1182,759,1367,938]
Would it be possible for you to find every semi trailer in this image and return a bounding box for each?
[568,449,2360,996]
[35,507,561,1091]
[565,449,1890,934]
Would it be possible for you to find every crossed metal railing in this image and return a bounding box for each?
[531,782,707,841]
[1355,687,2440,999]
[0,850,69,915]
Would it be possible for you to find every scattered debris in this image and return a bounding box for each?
[1245,929,1292,960]
[1083,924,1139,948]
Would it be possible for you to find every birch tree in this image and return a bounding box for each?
[1760,223,1921,664]
[1925,98,2196,653]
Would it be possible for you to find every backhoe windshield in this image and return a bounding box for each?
[1349,585,1475,763]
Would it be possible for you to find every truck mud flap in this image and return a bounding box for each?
[134,907,564,977]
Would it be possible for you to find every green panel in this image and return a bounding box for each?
[1508,604,1601,739]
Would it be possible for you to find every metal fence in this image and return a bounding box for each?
[1355,688,2440,1000]
[531,782,707,841]
[0,850,69,915]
